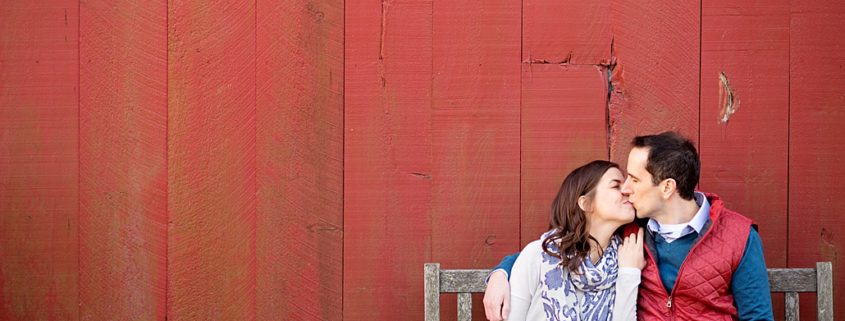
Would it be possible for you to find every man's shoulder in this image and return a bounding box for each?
[714,206,754,226]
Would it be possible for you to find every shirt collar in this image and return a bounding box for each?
[646,191,710,235]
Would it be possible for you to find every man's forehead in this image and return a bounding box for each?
[626,148,648,164]
[625,148,650,176]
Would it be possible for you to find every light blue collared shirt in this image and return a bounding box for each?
[647,191,710,243]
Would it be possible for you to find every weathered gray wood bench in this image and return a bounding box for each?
[424,262,833,321]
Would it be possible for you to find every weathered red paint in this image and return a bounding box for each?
[431,0,521,318]
[789,0,845,317]
[698,1,790,319]
[522,0,611,65]
[167,0,256,320]
[343,0,433,319]
[520,65,609,246]
[256,0,343,319]
[607,0,701,163]
[0,2,79,320]
[78,1,168,320]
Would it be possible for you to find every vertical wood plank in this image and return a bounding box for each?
[256,0,343,319]
[789,0,845,319]
[608,0,701,164]
[522,0,611,64]
[698,1,789,318]
[343,0,433,319]
[431,0,521,319]
[167,0,256,319]
[700,0,789,263]
[521,0,611,248]
[520,65,609,246]
[0,2,79,320]
[78,1,168,320]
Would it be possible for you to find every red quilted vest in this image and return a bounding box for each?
[622,193,752,321]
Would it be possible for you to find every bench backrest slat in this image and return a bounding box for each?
[769,268,816,292]
[424,262,833,321]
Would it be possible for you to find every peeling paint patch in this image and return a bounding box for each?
[307,222,340,233]
[410,172,431,180]
[820,228,838,263]
[718,71,740,124]
[379,0,390,60]
[606,39,626,160]
[522,51,574,65]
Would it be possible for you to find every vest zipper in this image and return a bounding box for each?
[642,240,674,316]
[662,207,721,318]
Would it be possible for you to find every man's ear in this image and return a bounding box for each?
[578,195,591,212]
[661,179,677,199]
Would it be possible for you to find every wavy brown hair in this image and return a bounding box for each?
[542,160,619,272]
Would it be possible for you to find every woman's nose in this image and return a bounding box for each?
[621,180,632,195]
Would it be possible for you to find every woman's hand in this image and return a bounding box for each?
[618,228,645,270]
[483,270,511,321]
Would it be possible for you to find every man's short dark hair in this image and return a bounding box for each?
[632,131,700,200]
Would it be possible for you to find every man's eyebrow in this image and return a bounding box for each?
[627,173,640,180]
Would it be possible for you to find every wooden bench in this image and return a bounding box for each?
[424,262,833,321]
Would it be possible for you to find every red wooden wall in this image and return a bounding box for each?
[1,0,842,320]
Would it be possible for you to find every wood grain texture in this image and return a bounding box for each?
[167,0,256,320]
[768,268,817,292]
[431,0,521,319]
[256,0,343,320]
[607,0,700,164]
[698,1,790,317]
[438,269,489,293]
[520,65,609,246]
[78,1,168,320]
[0,2,79,320]
[343,0,433,319]
[522,0,611,64]
[789,0,845,319]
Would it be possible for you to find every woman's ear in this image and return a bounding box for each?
[578,195,591,212]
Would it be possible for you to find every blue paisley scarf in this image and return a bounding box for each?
[539,230,621,321]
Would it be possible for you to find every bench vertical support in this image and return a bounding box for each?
[457,293,472,321]
[816,262,833,321]
[785,292,799,321]
[425,263,441,321]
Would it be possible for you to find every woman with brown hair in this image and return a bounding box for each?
[507,160,645,321]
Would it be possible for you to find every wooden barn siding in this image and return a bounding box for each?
[1,1,80,320]
[1,0,843,320]
[79,0,168,320]
[788,0,845,319]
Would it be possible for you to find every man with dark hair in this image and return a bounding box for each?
[483,131,773,321]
